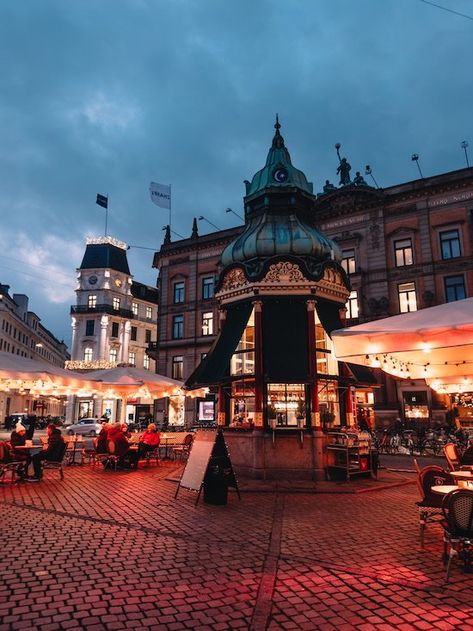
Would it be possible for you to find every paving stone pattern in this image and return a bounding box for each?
[0,463,472,630]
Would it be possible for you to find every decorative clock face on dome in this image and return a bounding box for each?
[88,275,98,285]
[114,278,123,288]
[273,167,288,183]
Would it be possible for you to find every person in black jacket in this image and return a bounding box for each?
[27,424,66,481]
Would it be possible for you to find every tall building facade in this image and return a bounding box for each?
[67,236,159,422]
[151,126,473,429]
[0,283,70,420]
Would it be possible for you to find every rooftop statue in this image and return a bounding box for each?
[323,179,337,193]
[335,143,351,186]
[353,171,368,186]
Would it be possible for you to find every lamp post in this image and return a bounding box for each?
[198,216,221,231]
[225,207,244,221]
[461,141,470,168]
[365,165,379,188]
[411,153,424,179]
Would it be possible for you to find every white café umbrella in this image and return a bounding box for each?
[331,297,473,380]
[84,366,207,423]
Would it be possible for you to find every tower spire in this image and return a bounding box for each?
[272,113,285,149]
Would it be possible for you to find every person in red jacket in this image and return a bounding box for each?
[107,423,139,470]
[137,423,161,460]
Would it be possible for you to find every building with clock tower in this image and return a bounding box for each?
[67,236,159,421]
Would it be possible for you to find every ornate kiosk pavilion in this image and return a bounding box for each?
[186,119,374,479]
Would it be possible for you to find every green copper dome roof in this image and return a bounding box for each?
[220,212,341,266]
[244,116,313,197]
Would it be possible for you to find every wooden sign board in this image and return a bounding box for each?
[174,429,240,504]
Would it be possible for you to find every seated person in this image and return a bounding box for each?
[107,423,139,470]
[27,424,66,482]
[96,422,111,453]
[137,423,161,459]
[10,422,30,478]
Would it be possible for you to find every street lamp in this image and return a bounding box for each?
[461,140,470,168]
[411,153,424,179]
[365,165,380,188]
[198,216,221,231]
[225,207,244,221]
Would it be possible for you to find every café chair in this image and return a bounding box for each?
[416,465,454,548]
[41,442,67,480]
[105,440,120,471]
[442,489,473,582]
[172,433,194,460]
[443,443,473,472]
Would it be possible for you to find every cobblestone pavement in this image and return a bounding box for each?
[0,462,472,630]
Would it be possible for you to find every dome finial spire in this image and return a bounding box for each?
[275,113,280,132]
[272,113,284,149]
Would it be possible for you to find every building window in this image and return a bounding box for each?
[110,349,117,363]
[398,282,417,313]
[202,311,214,336]
[131,326,137,341]
[132,302,138,316]
[445,275,466,302]
[145,329,151,343]
[440,229,461,259]
[394,238,413,267]
[85,320,95,336]
[111,322,119,338]
[84,347,93,362]
[172,356,184,380]
[113,297,120,310]
[202,277,214,300]
[143,355,150,370]
[172,315,184,339]
[146,306,152,319]
[341,249,356,275]
[346,290,359,319]
[128,351,136,366]
[88,295,97,309]
[173,281,185,304]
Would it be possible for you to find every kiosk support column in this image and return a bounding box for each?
[307,300,320,428]
[253,300,264,428]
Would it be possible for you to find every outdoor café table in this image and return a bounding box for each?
[431,485,460,495]
[65,436,83,465]
[450,470,473,481]
[13,444,44,452]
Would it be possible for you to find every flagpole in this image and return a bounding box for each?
[105,194,108,237]
[169,185,171,232]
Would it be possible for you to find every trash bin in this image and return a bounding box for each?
[203,466,228,505]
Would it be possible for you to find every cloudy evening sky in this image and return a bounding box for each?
[0,0,471,347]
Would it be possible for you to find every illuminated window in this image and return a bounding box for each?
[143,354,150,370]
[230,310,254,376]
[109,349,117,363]
[88,295,97,309]
[128,351,136,366]
[172,356,183,380]
[202,312,214,336]
[440,229,461,259]
[202,277,214,299]
[445,275,466,302]
[346,290,359,319]
[113,297,120,310]
[84,347,93,362]
[341,249,356,275]
[398,282,417,312]
[267,384,305,427]
[173,281,185,304]
[132,302,138,316]
[394,239,413,267]
[85,320,95,336]
[172,315,184,339]
[146,306,152,319]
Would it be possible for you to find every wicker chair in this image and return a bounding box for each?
[172,434,194,460]
[442,489,473,581]
[416,465,454,548]
[41,442,67,480]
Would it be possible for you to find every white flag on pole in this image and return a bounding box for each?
[149,181,171,209]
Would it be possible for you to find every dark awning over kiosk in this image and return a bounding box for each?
[315,300,344,336]
[185,302,253,389]
[345,362,378,386]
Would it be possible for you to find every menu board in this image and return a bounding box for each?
[177,430,216,492]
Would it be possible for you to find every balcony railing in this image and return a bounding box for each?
[70,304,134,319]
